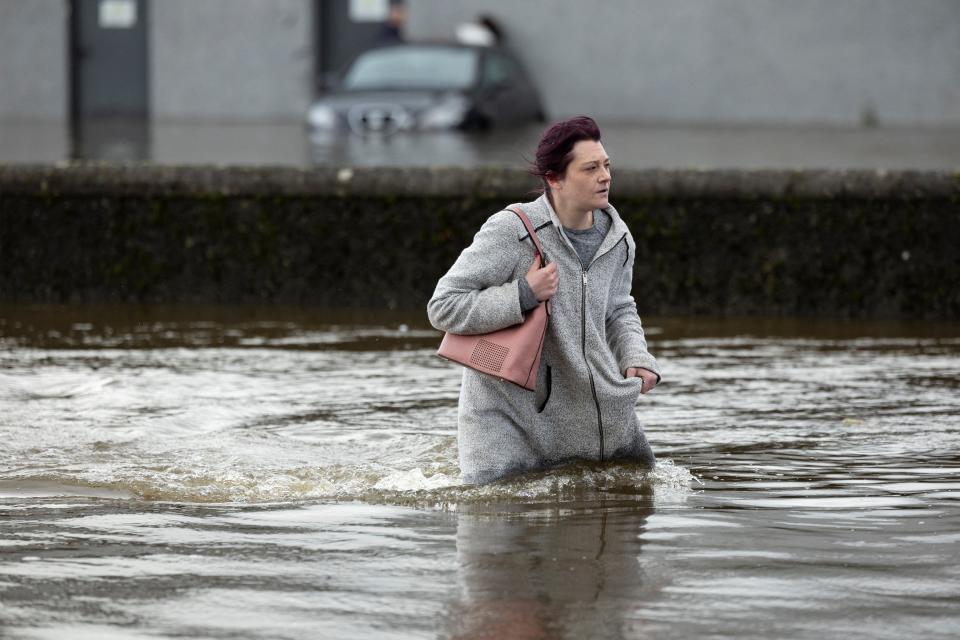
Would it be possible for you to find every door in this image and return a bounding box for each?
[70,0,148,117]
[69,0,149,160]
[315,0,404,90]
[477,50,541,127]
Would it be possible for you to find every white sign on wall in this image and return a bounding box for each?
[349,0,389,23]
[99,0,137,29]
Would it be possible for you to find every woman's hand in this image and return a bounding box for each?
[625,367,658,394]
[525,255,559,301]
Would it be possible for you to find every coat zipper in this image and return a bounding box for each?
[581,268,604,460]
[578,231,628,462]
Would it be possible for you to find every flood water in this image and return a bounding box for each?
[1,305,958,639]
[4,120,960,170]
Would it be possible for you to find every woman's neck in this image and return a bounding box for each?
[549,194,593,230]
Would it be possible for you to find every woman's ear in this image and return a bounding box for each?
[545,171,563,192]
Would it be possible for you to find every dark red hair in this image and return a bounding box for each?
[530,116,602,192]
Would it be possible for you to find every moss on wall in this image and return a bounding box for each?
[1,165,958,318]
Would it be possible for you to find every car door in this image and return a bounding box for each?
[476,50,542,126]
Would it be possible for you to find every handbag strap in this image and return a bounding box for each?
[506,206,551,316]
[505,206,548,264]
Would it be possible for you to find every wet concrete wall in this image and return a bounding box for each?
[1,165,958,319]
[0,2,68,121]
[151,0,313,121]
[0,1,312,124]
[408,0,960,127]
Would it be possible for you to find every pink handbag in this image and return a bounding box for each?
[437,206,551,391]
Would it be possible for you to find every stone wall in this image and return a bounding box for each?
[1,165,957,318]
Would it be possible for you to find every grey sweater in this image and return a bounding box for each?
[518,210,611,311]
[428,194,661,485]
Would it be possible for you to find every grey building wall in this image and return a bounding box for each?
[406,0,960,127]
[151,0,313,121]
[0,1,68,121]
[2,0,957,128]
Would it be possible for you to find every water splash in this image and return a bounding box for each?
[5,457,694,508]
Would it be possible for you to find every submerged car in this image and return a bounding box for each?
[307,43,545,134]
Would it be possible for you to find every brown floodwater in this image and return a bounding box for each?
[1,305,958,639]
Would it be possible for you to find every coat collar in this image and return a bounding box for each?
[513,194,629,264]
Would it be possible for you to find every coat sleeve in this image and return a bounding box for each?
[427,210,525,335]
[605,236,662,381]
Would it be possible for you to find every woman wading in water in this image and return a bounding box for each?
[428,116,661,485]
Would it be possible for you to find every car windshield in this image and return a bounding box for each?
[342,46,477,90]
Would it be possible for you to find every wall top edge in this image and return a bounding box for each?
[1,164,958,199]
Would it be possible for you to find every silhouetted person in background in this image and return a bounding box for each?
[379,0,407,43]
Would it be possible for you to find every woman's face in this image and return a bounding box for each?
[550,140,611,212]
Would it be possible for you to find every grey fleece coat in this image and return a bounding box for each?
[428,194,661,485]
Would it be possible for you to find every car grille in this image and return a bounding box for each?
[346,104,413,135]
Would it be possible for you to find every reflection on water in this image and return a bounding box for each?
[1,305,959,639]
[3,120,960,169]
[449,498,654,639]
[71,117,151,163]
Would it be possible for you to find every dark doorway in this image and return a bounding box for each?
[314,0,405,91]
[69,0,149,161]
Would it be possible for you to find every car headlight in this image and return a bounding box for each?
[307,104,338,129]
[419,95,470,130]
